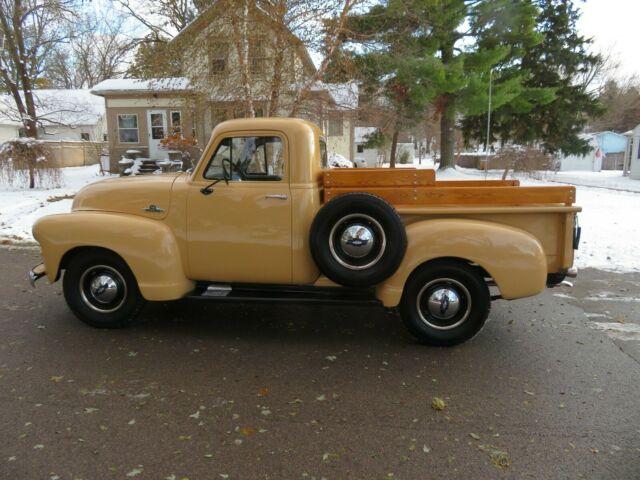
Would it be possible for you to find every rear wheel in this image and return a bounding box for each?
[399,261,490,346]
[63,250,145,328]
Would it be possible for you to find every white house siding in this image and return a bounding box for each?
[325,116,353,161]
[0,124,19,142]
[629,129,640,179]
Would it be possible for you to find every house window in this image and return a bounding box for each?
[190,111,197,138]
[234,109,245,119]
[255,108,264,118]
[357,144,364,153]
[328,112,343,137]
[80,132,90,141]
[209,41,228,75]
[103,133,108,142]
[214,108,228,125]
[204,136,284,180]
[250,41,266,74]
[170,111,182,134]
[117,114,139,143]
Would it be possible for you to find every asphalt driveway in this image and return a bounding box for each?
[1,247,639,479]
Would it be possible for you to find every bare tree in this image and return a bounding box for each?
[44,11,133,88]
[0,0,75,187]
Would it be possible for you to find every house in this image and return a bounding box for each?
[91,2,357,171]
[557,131,627,172]
[0,90,106,142]
[625,124,640,179]
[354,127,415,167]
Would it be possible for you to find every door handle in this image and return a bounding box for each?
[265,194,288,200]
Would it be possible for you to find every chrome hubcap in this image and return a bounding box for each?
[89,275,119,304]
[329,213,386,271]
[416,278,471,330]
[426,288,461,320]
[340,224,375,258]
[79,265,127,313]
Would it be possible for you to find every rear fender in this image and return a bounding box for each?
[32,212,194,301]
[376,219,547,307]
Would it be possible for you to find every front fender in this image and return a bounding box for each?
[32,212,194,301]
[376,219,547,307]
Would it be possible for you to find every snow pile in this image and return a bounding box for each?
[328,152,354,168]
[0,164,108,243]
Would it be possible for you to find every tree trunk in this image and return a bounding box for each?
[389,129,399,168]
[268,1,286,117]
[289,0,354,117]
[231,0,254,117]
[439,94,456,170]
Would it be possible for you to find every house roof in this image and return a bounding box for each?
[91,78,190,96]
[173,1,317,76]
[0,89,105,127]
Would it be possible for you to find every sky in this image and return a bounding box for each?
[578,0,640,80]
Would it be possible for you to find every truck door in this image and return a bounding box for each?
[186,134,292,284]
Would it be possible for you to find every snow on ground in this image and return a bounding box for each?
[1,163,639,275]
[0,164,109,244]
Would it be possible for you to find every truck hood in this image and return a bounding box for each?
[72,173,184,220]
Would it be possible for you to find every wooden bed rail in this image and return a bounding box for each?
[322,169,574,206]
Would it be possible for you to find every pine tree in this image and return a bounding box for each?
[463,0,603,155]
[346,0,546,169]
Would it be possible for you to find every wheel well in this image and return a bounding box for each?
[57,246,126,280]
[410,257,494,285]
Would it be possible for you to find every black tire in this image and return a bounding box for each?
[63,250,145,328]
[399,260,490,346]
[310,192,407,287]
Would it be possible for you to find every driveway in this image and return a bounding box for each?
[1,247,639,479]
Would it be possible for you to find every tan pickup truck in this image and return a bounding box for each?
[30,118,581,346]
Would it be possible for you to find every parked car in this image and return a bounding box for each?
[30,118,581,346]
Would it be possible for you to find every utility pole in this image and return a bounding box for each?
[484,69,493,180]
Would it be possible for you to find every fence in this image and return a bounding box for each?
[44,141,107,168]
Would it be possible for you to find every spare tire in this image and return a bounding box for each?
[309,192,407,287]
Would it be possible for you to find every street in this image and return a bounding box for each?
[1,247,639,479]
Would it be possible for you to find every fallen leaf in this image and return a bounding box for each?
[469,433,481,440]
[524,390,535,396]
[478,444,511,469]
[423,445,431,454]
[50,376,64,383]
[33,444,44,450]
[325,355,337,362]
[431,397,446,411]
[240,426,255,437]
[316,394,326,401]
[126,467,143,478]
[258,387,269,397]
[189,411,200,419]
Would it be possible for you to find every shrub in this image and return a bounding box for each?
[0,138,61,189]
[490,146,552,179]
[398,148,411,164]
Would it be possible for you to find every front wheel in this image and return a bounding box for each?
[63,250,145,328]
[399,261,490,346]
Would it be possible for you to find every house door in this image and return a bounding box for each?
[147,110,167,159]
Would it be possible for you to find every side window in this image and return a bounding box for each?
[320,139,328,168]
[204,136,284,181]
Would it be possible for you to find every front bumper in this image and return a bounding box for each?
[28,263,46,288]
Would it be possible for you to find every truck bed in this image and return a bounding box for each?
[322,168,575,207]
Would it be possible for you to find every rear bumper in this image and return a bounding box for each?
[546,267,577,288]
[28,263,46,288]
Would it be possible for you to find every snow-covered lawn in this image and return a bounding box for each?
[0,164,109,244]
[1,164,639,274]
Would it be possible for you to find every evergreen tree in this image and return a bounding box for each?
[346,0,546,169]
[463,0,603,155]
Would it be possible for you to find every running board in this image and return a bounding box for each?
[189,283,380,305]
